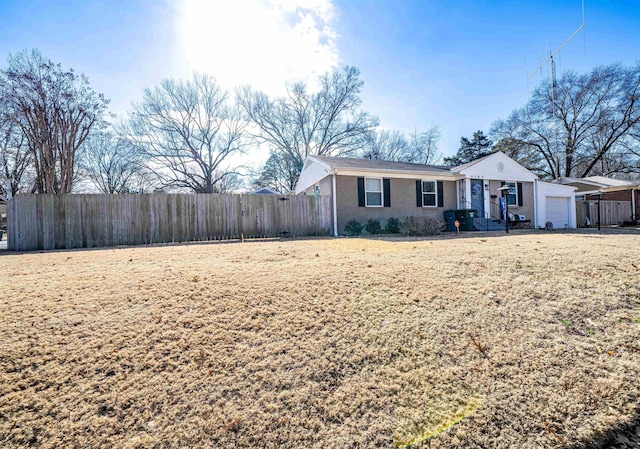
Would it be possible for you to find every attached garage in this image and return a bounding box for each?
[535,181,577,229]
[546,197,570,229]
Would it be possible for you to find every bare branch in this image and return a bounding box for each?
[239,66,378,189]
[123,73,247,193]
[0,49,109,193]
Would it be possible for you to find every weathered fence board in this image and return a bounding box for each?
[576,200,633,227]
[7,193,332,251]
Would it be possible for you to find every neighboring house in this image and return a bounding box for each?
[295,152,577,236]
[556,176,639,221]
[250,187,280,195]
[555,176,635,197]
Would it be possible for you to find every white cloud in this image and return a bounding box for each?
[177,0,340,95]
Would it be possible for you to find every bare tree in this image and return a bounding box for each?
[80,130,148,193]
[213,171,244,193]
[363,125,442,165]
[362,129,408,161]
[0,113,33,198]
[405,125,442,164]
[251,150,301,193]
[124,73,246,193]
[491,63,640,179]
[0,49,108,193]
[239,66,378,188]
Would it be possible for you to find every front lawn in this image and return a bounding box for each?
[1,231,639,448]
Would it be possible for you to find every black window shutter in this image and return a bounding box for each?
[517,182,524,206]
[357,178,365,207]
[437,181,444,207]
[416,180,422,207]
[383,178,391,207]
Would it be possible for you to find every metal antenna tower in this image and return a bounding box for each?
[527,0,585,115]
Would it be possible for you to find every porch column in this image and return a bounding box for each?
[456,180,464,209]
[483,181,490,219]
[462,179,471,208]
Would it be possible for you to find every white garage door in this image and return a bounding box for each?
[546,197,569,229]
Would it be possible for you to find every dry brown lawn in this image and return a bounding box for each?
[1,231,640,448]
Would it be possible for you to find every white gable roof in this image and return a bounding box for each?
[451,152,538,182]
[294,156,332,194]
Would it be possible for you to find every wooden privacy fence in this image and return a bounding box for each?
[576,200,633,227]
[7,193,332,251]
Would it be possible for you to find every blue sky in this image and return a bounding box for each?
[1,0,639,162]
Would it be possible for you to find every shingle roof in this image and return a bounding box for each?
[311,155,451,174]
[582,176,635,187]
[251,187,280,194]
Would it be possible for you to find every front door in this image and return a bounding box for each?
[470,179,485,217]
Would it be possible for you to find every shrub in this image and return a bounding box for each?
[400,216,444,236]
[400,217,421,236]
[421,217,445,235]
[385,217,401,234]
[343,219,363,236]
[365,219,382,235]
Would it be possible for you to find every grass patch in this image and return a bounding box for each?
[1,232,640,447]
[394,396,483,447]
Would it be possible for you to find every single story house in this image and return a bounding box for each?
[555,176,639,221]
[295,152,577,236]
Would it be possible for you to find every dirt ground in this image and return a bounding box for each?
[1,230,640,448]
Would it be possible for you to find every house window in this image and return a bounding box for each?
[422,181,437,207]
[505,182,517,206]
[365,178,383,207]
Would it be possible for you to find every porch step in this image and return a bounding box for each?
[473,220,507,231]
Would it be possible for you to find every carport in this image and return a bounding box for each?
[535,181,577,229]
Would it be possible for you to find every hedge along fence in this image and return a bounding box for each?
[7,193,332,251]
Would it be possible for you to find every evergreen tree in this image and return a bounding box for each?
[443,131,493,166]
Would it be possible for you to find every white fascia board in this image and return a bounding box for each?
[335,168,460,180]
[538,180,577,193]
[294,156,332,194]
[600,184,640,193]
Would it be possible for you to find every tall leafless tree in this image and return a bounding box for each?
[405,126,442,164]
[363,125,442,165]
[239,66,378,188]
[0,112,33,198]
[363,129,409,161]
[80,130,150,194]
[124,73,246,193]
[491,63,640,179]
[0,49,108,193]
